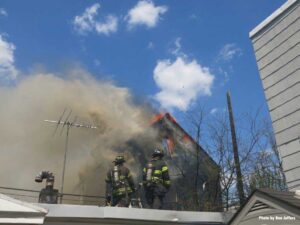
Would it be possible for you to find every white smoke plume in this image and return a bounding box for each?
[0,69,157,203]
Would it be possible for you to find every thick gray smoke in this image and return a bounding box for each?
[0,69,158,202]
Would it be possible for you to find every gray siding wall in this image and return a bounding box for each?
[250,1,300,190]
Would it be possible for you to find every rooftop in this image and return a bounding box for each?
[39,204,231,225]
[0,192,232,225]
[249,0,298,38]
[257,188,300,209]
[228,188,300,225]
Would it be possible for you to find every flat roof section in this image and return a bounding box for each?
[39,204,232,225]
[0,193,47,224]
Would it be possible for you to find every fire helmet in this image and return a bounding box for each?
[152,148,164,158]
[113,155,125,164]
[35,171,54,183]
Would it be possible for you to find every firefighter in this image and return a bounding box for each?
[35,171,59,204]
[143,148,171,209]
[105,155,135,207]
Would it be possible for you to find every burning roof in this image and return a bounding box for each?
[150,112,218,169]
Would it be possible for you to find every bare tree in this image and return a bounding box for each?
[162,105,221,211]
[183,104,287,211]
[207,113,236,210]
[163,98,287,212]
[186,106,206,209]
[246,119,287,192]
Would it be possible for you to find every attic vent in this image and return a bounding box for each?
[249,201,272,212]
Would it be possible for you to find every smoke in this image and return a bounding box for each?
[0,68,157,202]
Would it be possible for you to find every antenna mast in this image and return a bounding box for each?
[44,109,97,203]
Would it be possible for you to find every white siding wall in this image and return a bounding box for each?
[250,0,300,190]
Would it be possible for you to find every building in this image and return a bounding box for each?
[0,112,221,211]
[249,0,300,190]
[53,111,221,210]
[228,189,300,225]
[0,193,231,225]
[151,113,222,211]
[0,193,47,224]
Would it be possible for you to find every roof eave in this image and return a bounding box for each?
[249,0,298,39]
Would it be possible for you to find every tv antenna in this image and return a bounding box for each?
[44,108,97,203]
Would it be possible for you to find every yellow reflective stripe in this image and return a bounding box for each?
[154,170,162,175]
[151,177,163,183]
[143,168,146,172]
[114,187,132,195]
[128,173,132,178]
[164,180,171,185]
[162,166,168,172]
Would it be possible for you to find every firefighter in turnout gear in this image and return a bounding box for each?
[105,155,135,207]
[143,148,171,209]
[35,171,59,204]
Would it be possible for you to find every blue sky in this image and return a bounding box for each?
[0,0,286,122]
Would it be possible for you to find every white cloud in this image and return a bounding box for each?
[171,37,181,56]
[170,37,187,58]
[0,8,7,17]
[74,3,100,34]
[153,57,214,111]
[0,35,18,81]
[94,59,101,66]
[95,15,117,35]
[126,0,168,29]
[217,43,242,62]
[73,3,118,35]
[147,41,154,49]
[189,14,197,20]
[210,108,218,114]
[217,67,230,86]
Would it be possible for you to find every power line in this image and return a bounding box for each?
[0,186,39,193]
[1,193,102,204]
[1,192,38,199]
[0,186,105,199]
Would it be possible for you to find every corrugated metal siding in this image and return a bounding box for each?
[250,1,300,190]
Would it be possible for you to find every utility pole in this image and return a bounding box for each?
[226,92,245,205]
[44,109,97,203]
